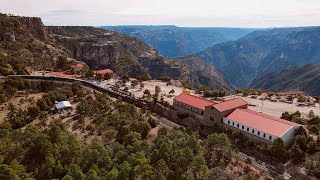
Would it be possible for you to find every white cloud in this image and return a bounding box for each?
[0,0,320,27]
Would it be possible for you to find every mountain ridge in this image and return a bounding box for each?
[195,26,320,88]
[250,64,320,95]
[100,25,256,57]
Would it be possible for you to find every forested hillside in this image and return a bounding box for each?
[0,77,259,179]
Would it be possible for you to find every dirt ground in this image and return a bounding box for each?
[224,95,320,118]
[0,93,44,123]
[130,80,194,104]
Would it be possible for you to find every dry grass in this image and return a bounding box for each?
[0,92,44,123]
[130,80,195,104]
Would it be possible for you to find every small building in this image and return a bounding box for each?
[173,93,216,116]
[277,91,305,97]
[55,101,72,112]
[270,96,278,102]
[71,64,84,72]
[223,109,301,143]
[94,69,113,75]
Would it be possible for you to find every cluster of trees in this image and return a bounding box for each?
[0,121,244,179]
[0,54,29,76]
[203,90,228,98]
[235,89,267,96]
[281,110,304,124]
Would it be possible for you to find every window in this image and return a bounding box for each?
[228,120,230,124]
[269,135,272,140]
[252,129,255,133]
[258,131,260,136]
[237,124,239,128]
[242,125,244,130]
[247,127,249,132]
[263,133,266,138]
[201,111,203,115]
[232,122,234,126]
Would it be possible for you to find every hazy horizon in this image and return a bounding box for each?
[1,0,320,28]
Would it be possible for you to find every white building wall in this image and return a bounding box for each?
[223,117,277,142]
[281,126,299,143]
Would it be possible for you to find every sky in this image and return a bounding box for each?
[1,0,320,28]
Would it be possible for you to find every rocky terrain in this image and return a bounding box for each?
[0,13,231,90]
[0,13,69,73]
[250,64,320,95]
[195,27,320,89]
[102,25,256,57]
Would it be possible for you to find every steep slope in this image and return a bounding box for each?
[50,26,231,90]
[250,64,320,96]
[0,13,69,73]
[196,27,320,88]
[101,25,256,57]
[175,56,232,90]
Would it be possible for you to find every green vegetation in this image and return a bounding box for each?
[203,90,228,97]
[0,78,260,179]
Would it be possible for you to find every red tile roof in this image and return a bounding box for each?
[94,69,113,74]
[277,91,305,96]
[174,93,216,110]
[51,72,80,78]
[226,109,301,137]
[213,98,248,112]
[71,64,83,69]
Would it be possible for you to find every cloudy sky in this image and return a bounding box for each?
[1,0,320,28]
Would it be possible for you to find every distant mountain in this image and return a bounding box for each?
[100,25,256,57]
[250,64,320,96]
[196,27,320,88]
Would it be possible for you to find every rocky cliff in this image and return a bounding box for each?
[0,13,231,90]
[50,26,231,90]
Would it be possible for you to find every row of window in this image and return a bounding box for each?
[227,120,272,141]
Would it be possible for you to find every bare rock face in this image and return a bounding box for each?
[16,17,49,41]
[1,32,15,42]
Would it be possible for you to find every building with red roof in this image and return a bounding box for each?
[212,98,248,113]
[71,63,84,72]
[51,72,81,78]
[204,98,248,125]
[277,91,305,96]
[173,93,216,116]
[223,109,301,143]
[173,94,300,143]
[94,69,113,75]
